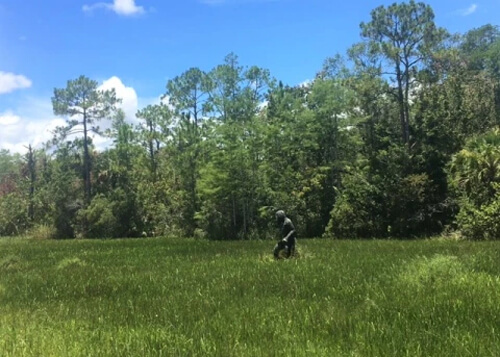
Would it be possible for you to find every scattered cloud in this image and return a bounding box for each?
[0,76,145,154]
[0,112,20,126]
[63,76,141,151]
[298,79,313,88]
[137,94,171,111]
[99,76,139,122]
[83,0,145,16]
[457,3,478,16]
[0,109,65,154]
[0,72,32,94]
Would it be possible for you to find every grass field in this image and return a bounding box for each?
[1,237,500,356]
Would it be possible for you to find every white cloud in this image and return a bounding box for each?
[53,76,141,151]
[298,79,313,88]
[458,4,477,16]
[83,0,145,16]
[0,112,20,126]
[0,109,65,154]
[99,76,139,122]
[0,76,145,154]
[0,71,32,94]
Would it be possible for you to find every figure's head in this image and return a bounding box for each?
[275,210,286,224]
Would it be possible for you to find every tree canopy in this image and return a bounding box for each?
[1,3,499,240]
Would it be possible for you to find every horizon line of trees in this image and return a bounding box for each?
[1,1,499,240]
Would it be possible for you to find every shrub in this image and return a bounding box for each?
[76,194,118,238]
[0,193,28,236]
[449,129,500,239]
[325,170,384,238]
[27,224,57,240]
[455,193,500,240]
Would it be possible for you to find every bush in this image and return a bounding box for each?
[76,194,118,238]
[325,171,384,238]
[449,129,500,239]
[0,193,29,236]
[27,224,57,240]
[455,194,500,240]
[326,170,450,238]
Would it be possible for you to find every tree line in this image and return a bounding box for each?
[1,1,499,240]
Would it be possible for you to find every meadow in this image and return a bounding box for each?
[0,237,499,356]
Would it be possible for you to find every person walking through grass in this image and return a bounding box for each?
[273,210,297,259]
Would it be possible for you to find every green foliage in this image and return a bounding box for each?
[0,151,28,236]
[449,129,500,239]
[460,24,500,78]
[194,55,274,239]
[75,188,142,239]
[1,7,500,240]
[326,169,383,238]
[359,0,447,143]
[196,119,262,239]
[52,75,120,204]
[27,224,57,240]
[327,142,448,238]
[135,179,175,237]
[135,104,172,180]
[0,193,28,236]
[166,67,207,122]
[414,71,498,156]
[449,129,500,204]
[76,194,117,238]
[0,149,22,185]
[454,195,500,240]
[40,150,82,239]
[52,76,119,119]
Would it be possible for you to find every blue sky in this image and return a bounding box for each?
[1,0,499,153]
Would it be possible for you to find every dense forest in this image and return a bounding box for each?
[0,1,499,240]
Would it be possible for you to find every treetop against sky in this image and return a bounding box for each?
[0,0,498,153]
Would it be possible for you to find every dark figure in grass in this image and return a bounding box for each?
[274,210,297,259]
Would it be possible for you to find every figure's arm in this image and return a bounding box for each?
[283,229,295,242]
[282,221,295,242]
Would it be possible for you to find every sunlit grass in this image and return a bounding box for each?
[0,237,499,356]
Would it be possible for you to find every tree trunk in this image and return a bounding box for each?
[27,145,35,222]
[148,119,156,181]
[403,64,411,147]
[396,65,409,144]
[232,194,237,236]
[243,199,247,238]
[83,111,91,204]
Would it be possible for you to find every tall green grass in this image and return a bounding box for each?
[0,237,499,356]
